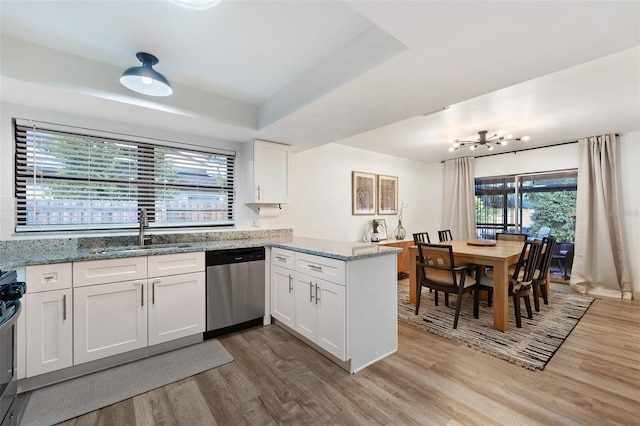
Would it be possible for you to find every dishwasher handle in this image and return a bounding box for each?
[206,247,265,266]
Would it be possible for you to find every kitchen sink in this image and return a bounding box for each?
[90,243,193,255]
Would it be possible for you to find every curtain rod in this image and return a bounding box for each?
[440,134,619,163]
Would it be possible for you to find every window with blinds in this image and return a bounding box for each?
[14,119,235,232]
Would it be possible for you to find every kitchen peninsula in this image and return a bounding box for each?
[0,231,400,392]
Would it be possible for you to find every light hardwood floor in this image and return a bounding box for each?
[56,282,640,426]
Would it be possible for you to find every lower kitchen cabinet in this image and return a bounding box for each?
[73,279,148,365]
[294,272,346,360]
[25,288,73,377]
[271,265,295,329]
[269,247,398,374]
[148,272,205,346]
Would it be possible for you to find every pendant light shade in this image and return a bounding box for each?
[120,52,172,96]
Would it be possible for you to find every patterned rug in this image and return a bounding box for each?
[398,286,594,370]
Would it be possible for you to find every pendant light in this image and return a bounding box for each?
[120,52,173,97]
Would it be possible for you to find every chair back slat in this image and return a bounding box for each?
[438,229,453,242]
[413,232,431,244]
[536,236,557,281]
[512,240,543,285]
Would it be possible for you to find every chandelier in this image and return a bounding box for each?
[448,130,530,152]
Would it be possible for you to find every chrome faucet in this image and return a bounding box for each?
[138,208,148,247]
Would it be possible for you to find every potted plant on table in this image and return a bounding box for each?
[368,218,384,242]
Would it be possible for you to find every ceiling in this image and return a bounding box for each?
[1,0,639,164]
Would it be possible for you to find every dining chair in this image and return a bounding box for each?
[415,242,479,329]
[437,229,453,242]
[412,232,431,244]
[495,232,528,242]
[478,240,543,327]
[532,236,556,312]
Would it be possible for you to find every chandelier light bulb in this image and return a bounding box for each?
[470,145,476,151]
[501,140,508,146]
[448,146,455,152]
[488,145,494,151]
[522,136,530,141]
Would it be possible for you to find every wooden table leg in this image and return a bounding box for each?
[408,245,417,304]
[492,261,509,331]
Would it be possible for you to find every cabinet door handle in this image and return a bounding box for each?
[308,264,322,272]
[315,283,320,305]
[257,185,261,201]
[141,284,144,307]
[309,280,313,302]
[134,281,144,307]
[288,275,293,293]
[152,279,160,304]
[44,275,55,282]
[63,294,67,320]
[276,255,287,262]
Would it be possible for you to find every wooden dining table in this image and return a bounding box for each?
[408,239,525,331]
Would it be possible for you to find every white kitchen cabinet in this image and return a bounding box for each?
[245,139,292,204]
[73,279,148,365]
[269,246,398,374]
[294,272,346,360]
[73,253,205,364]
[271,265,295,329]
[73,256,147,287]
[271,247,295,329]
[25,288,73,377]
[24,263,73,377]
[148,271,205,346]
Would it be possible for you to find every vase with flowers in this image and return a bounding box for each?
[394,201,407,240]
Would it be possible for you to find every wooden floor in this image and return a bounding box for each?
[57,281,640,426]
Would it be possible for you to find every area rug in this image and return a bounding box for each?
[20,339,234,426]
[398,287,594,371]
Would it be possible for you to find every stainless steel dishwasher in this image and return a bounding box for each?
[204,247,265,339]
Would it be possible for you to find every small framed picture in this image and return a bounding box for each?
[377,218,388,241]
[377,175,398,215]
[352,171,376,215]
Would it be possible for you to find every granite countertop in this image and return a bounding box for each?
[0,236,400,270]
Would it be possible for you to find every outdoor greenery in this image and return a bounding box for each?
[525,191,577,243]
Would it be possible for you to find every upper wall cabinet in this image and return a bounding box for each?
[245,139,292,204]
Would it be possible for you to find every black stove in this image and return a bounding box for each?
[0,271,25,327]
[1,269,25,426]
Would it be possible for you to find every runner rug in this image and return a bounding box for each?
[397,286,594,370]
[20,339,233,426]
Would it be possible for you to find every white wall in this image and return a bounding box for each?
[474,134,639,295]
[292,143,442,242]
[0,102,282,240]
[475,142,579,177]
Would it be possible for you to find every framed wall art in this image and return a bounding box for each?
[352,171,376,215]
[377,174,398,215]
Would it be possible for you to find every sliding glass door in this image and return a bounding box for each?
[475,170,577,282]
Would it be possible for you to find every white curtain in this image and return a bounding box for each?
[571,135,631,299]
[443,157,476,239]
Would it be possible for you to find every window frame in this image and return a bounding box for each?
[14,118,236,233]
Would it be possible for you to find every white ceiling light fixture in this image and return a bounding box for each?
[120,52,173,97]
[170,0,221,10]
[448,130,530,152]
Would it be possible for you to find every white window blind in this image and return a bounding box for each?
[15,119,235,232]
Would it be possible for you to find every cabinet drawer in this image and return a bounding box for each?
[73,257,147,287]
[272,247,295,270]
[27,263,72,293]
[148,252,205,278]
[295,252,345,286]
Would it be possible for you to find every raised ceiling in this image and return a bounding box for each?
[1,1,638,163]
